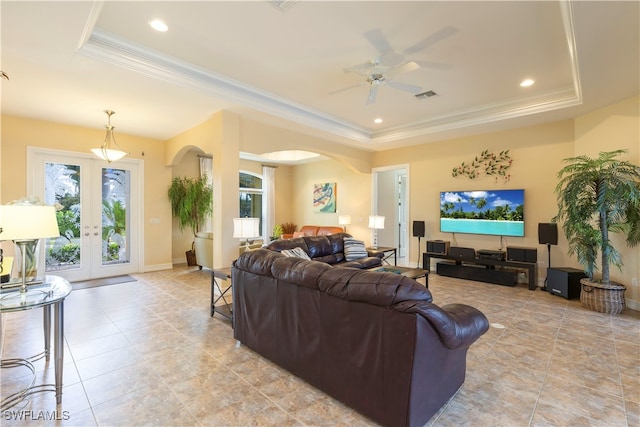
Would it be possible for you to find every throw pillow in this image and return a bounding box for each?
[344,238,367,261]
[281,247,311,260]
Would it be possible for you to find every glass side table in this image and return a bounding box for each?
[0,275,72,409]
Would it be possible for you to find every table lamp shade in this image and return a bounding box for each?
[338,215,352,226]
[233,218,260,239]
[368,215,385,230]
[0,205,60,241]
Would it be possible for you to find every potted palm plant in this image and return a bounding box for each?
[168,176,213,265]
[554,149,640,314]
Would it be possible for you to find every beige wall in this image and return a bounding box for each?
[0,114,173,271]
[372,119,576,281]
[289,159,372,243]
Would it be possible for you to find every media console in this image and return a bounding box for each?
[423,252,538,290]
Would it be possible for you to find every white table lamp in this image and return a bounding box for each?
[368,215,385,249]
[338,215,352,232]
[0,204,60,293]
[233,218,260,251]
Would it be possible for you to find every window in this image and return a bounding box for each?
[239,171,263,236]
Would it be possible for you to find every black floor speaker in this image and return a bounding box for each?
[547,267,586,299]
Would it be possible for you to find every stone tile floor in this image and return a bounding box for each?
[1,266,638,426]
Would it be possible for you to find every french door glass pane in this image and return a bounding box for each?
[101,168,130,265]
[44,162,81,272]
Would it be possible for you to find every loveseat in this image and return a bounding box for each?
[266,232,382,269]
[232,249,489,427]
[281,224,344,239]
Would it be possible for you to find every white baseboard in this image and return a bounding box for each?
[626,298,639,312]
[144,263,174,272]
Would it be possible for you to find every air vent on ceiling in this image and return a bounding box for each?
[415,90,437,99]
[268,0,298,12]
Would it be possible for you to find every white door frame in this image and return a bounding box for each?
[27,147,144,281]
[371,164,410,265]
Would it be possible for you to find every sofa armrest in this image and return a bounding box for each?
[395,301,489,350]
[367,249,385,259]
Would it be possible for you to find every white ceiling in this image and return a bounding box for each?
[1,1,638,154]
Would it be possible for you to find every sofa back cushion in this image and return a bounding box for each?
[318,268,433,307]
[304,235,334,258]
[271,256,333,289]
[298,225,320,236]
[267,237,310,254]
[317,226,344,236]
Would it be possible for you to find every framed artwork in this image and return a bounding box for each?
[313,182,336,213]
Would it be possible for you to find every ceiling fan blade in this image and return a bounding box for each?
[366,84,379,105]
[414,60,452,70]
[387,80,422,94]
[343,61,377,76]
[403,26,459,55]
[329,82,367,95]
[364,28,393,55]
[387,61,420,78]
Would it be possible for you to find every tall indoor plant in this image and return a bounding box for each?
[554,149,640,313]
[168,176,213,265]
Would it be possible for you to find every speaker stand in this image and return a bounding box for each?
[416,236,422,268]
[542,243,551,291]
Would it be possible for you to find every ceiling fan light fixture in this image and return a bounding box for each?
[268,0,298,12]
[91,110,128,163]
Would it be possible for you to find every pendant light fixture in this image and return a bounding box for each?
[91,110,127,163]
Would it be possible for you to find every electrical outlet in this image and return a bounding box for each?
[632,278,638,287]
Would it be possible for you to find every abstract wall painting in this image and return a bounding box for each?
[313,182,336,213]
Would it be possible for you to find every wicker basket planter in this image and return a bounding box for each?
[580,278,626,314]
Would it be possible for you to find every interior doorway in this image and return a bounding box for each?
[372,164,409,266]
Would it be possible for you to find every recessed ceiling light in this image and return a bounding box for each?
[374,118,383,124]
[520,79,535,87]
[149,19,168,32]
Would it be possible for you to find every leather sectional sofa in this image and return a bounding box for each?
[266,232,382,269]
[232,249,490,427]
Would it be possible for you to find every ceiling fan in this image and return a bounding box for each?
[331,27,457,105]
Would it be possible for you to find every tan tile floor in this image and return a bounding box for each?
[1,266,638,426]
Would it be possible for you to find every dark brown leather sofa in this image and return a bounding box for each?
[232,249,489,427]
[266,232,382,269]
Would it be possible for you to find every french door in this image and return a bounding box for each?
[28,148,142,282]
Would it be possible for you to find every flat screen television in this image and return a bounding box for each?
[440,189,525,237]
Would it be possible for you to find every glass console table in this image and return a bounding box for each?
[0,275,72,409]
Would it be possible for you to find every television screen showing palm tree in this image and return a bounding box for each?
[440,189,525,237]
